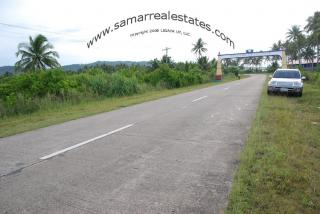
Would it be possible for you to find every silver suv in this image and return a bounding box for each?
[267,69,305,97]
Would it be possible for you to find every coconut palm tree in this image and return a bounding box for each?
[305,11,320,64]
[286,25,305,66]
[197,56,210,71]
[270,40,284,63]
[287,25,303,42]
[191,38,207,59]
[15,34,60,72]
[271,40,284,51]
[302,45,316,70]
[252,56,263,72]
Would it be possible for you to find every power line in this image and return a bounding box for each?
[0,22,65,35]
[0,22,86,42]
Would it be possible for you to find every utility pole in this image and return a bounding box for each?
[162,47,171,63]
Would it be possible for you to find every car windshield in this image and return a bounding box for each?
[273,70,300,79]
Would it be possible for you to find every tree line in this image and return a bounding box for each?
[220,11,320,73]
[271,11,320,70]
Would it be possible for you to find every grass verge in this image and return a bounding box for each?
[226,79,320,213]
[0,75,243,138]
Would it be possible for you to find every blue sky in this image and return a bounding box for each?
[0,0,319,66]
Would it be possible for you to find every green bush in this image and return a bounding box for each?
[0,62,213,117]
[145,64,208,89]
[108,73,140,96]
[301,71,319,83]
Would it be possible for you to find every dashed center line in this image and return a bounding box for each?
[192,96,208,102]
[40,124,134,160]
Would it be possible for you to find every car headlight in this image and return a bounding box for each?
[293,81,302,87]
[268,81,277,86]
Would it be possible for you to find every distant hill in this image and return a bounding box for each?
[0,66,15,75]
[0,61,150,75]
[62,61,150,71]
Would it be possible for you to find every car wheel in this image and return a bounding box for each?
[297,92,302,97]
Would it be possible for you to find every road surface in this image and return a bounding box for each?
[0,75,265,214]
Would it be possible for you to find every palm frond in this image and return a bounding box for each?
[15,34,60,72]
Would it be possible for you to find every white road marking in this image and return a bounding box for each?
[40,124,134,160]
[223,87,229,90]
[192,96,208,102]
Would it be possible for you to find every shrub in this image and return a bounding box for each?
[0,63,212,117]
[301,71,319,83]
[108,73,140,96]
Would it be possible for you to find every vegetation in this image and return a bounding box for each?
[15,34,60,72]
[226,11,320,213]
[0,74,241,137]
[191,38,208,59]
[0,35,228,120]
[216,11,320,73]
[226,72,320,213]
[272,11,320,70]
[0,63,217,118]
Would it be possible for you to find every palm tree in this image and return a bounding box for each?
[286,25,305,66]
[191,38,207,59]
[252,56,263,71]
[197,56,210,71]
[287,25,303,42]
[271,40,283,51]
[286,41,299,65]
[270,40,284,63]
[302,45,316,70]
[15,34,60,72]
[305,11,320,64]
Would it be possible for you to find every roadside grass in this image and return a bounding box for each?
[0,74,243,138]
[226,79,320,213]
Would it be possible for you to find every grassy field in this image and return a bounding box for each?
[0,74,242,138]
[226,78,320,213]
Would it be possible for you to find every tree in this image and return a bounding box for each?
[191,38,207,59]
[301,45,316,70]
[271,40,284,51]
[211,58,217,70]
[252,56,263,71]
[197,56,210,71]
[15,34,60,72]
[160,55,174,67]
[286,25,305,66]
[267,61,279,73]
[150,58,160,70]
[305,11,320,64]
[271,40,283,63]
[287,25,303,42]
[286,41,299,65]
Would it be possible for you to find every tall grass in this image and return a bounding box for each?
[0,64,213,117]
[226,72,320,213]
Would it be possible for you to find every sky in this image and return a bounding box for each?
[0,0,319,66]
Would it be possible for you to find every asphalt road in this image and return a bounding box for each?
[0,74,265,214]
